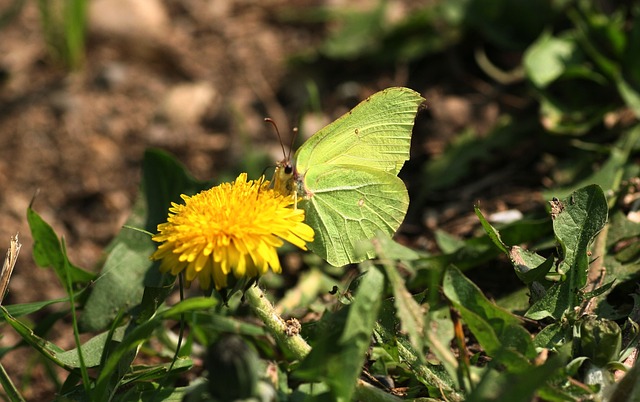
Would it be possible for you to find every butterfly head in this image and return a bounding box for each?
[273,158,296,197]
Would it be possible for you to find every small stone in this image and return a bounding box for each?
[89,0,169,40]
[159,82,217,126]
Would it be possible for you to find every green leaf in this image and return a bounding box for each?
[0,361,25,402]
[80,150,208,331]
[527,185,608,320]
[544,125,640,200]
[607,210,640,249]
[474,207,509,254]
[475,206,554,301]
[533,322,571,350]
[508,248,555,286]
[295,267,384,401]
[142,148,207,234]
[443,266,536,369]
[92,297,216,398]
[422,117,537,193]
[0,306,72,371]
[578,316,621,367]
[434,230,466,254]
[369,233,423,262]
[411,214,552,291]
[553,184,607,280]
[466,356,564,402]
[188,312,265,337]
[382,261,425,357]
[321,2,386,59]
[524,32,580,88]
[27,207,95,291]
[374,301,459,399]
[79,240,152,332]
[56,326,127,368]
[581,279,615,300]
[2,296,79,319]
[122,359,192,385]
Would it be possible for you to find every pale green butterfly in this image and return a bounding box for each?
[274,87,425,266]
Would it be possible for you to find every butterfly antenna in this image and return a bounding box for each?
[289,127,299,160]
[264,118,288,161]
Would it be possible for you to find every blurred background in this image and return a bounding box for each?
[1,0,639,398]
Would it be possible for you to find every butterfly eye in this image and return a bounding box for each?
[284,164,293,175]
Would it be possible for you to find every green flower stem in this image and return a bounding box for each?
[244,285,311,361]
[246,285,412,402]
[0,361,25,402]
[354,379,404,402]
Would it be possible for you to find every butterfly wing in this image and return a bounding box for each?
[294,87,425,176]
[300,164,409,266]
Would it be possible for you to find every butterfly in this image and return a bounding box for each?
[274,87,424,266]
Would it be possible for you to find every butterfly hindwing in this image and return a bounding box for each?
[300,163,409,266]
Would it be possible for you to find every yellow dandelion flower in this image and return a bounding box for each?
[150,173,314,290]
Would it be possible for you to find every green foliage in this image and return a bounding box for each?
[27,207,95,292]
[3,1,640,401]
[295,267,384,401]
[7,163,639,401]
[36,0,87,69]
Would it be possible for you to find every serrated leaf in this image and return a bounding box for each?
[475,206,554,302]
[527,185,608,320]
[443,266,536,368]
[581,279,615,299]
[554,184,607,281]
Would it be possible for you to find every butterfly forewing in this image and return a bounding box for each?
[294,87,424,176]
